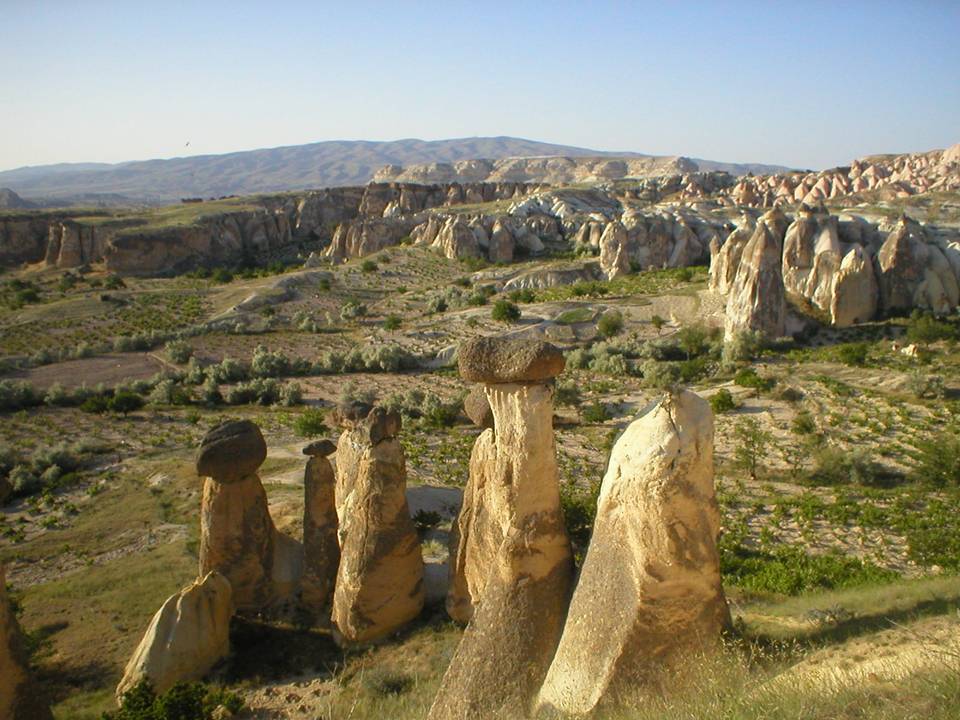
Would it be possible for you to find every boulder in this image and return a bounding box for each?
[331,407,424,646]
[463,386,494,429]
[116,572,232,703]
[301,447,340,616]
[1,565,54,720]
[458,336,565,384]
[724,208,788,340]
[196,420,267,483]
[538,391,730,715]
[433,365,573,719]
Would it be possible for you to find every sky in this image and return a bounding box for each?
[1,0,958,172]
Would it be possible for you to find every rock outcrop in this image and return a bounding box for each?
[830,245,879,326]
[432,336,573,720]
[331,405,424,646]
[724,208,788,339]
[463,386,494,429]
[877,215,959,315]
[1,565,53,720]
[197,420,278,613]
[709,213,755,294]
[301,439,339,616]
[116,572,233,703]
[537,391,730,715]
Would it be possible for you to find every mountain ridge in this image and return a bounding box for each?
[0,136,790,205]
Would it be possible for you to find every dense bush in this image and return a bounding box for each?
[360,259,378,273]
[734,367,775,396]
[809,446,888,487]
[709,388,737,413]
[835,342,869,366]
[641,359,681,390]
[906,312,958,344]
[164,340,193,364]
[205,358,248,384]
[911,429,960,487]
[383,315,402,330]
[340,300,367,320]
[722,330,763,363]
[596,310,624,338]
[110,391,145,415]
[906,370,945,399]
[2,441,96,500]
[582,401,610,423]
[720,544,896,595]
[294,408,328,437]
[560,480,601,560]
[0,380,41,412]
[106,679,244,720]
[491,300,521,323]
[508,288,536,303]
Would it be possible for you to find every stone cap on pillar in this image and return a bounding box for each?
[196,420,267,482]
[303,439,337,457]
[458,335,565,384]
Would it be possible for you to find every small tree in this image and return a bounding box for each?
[491,300,521,324]
[650,315,666,335]
[733,417,771,482]
[109,391,144,416]
[597,310,624,338]
[383,315,402,331]
[678,323,709,360]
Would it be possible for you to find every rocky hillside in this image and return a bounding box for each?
[0,189,33,210]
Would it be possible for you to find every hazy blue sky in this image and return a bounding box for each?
[2,0,958,171]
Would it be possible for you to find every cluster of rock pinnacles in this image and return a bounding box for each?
[112,334,729,717]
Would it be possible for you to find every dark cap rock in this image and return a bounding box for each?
[197,420,267,482]
[463,386,494,429]
[366,407,402,444]
[303,439,337,457]
[458,336,565,384]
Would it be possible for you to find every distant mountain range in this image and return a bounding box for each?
[0,137,791,206]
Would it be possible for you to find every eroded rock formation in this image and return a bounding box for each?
[1,565,53,720]
[877,215,959,315]
[301,439,340,616]
[331,405,424,646]
[116,572,232,703]
[538,390,730,715]
[432,336,573,720]
[724,208,788,339]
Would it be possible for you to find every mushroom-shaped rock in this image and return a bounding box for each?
[463,386,494,429]
[302,439,337,458]
[331,405,424,646]
[458,336,565,384]
[116,572,233,704]
[538,391,730,715]
[433,346,573,720]
[196,420,267,483]
[301,444,340,616]
[197,421,277,613]
[1,565,54,720]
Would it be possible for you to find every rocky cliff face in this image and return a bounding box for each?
[373,155,699,184]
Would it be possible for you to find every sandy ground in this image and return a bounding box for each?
[6,353,171,390]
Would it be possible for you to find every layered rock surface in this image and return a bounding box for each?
[432,337,573,720]
[538,391,730,715]
[331,406,424,646]
[116,572,232,702]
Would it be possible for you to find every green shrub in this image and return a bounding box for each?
[491,300,521,323]
[360,259,378,273]
[294,408,328,437]
[103,274,126,290]
[428,296,447,314]
[340,300,367,320]
[596,310,624,338]
[420,393,462,428]
[792,410,817,435]
[560,480,601,560]
[164,340,193,364]
[361,670,414,697]
[582,401,610,423]
[383,315,402,330]
[109,391,145,415]
[734,367,775,396]
[641,360,681,390]
[107,679,244,720]
[0,380,41,412]
[677,323,711,359]
[554,382,582,408]
[508,288,535,303]
[80,395,110,414]
[836,342,869,367]
[906,312,958,344]
[722,330,763,363]
[911,429,960,487]
[906,370,945,399]
[709,388,737,413]
[211,268,233,284]
[650,314,666,334]
[809,446,887,486]
[250,345,291,378]
[732,418,771,481]
[721,544,896,595]
[466,291,488,307]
